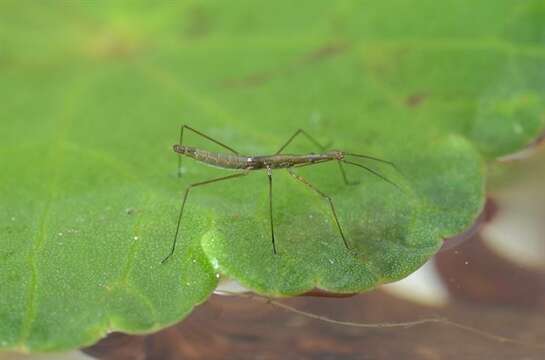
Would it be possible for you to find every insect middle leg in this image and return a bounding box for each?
[162,171,249,264]
[275,128,327,154]
[287,167,350,250]
[176,124,240,177]
[266,166,277,255]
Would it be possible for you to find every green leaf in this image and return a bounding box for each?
[1,0,544,352]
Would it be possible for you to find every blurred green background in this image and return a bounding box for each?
[1,0,544,353]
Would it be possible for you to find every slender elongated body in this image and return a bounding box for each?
[161,125,398,264]
[173,144,344,170]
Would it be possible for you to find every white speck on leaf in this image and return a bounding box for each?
[513,123,523,134]
[310,111,322,125]
[211,258,219,270]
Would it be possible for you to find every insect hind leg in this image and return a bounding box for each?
[337,160,360,186]
[342,159,402,192]
[287,167,350,250]
[276,129,355,186]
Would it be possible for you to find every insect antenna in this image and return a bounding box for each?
[342,159,402,191]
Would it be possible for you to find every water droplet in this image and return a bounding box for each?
[211,258,219,270]
[310,111,322,125]
[58,232,63,236]
[133,236,139,240]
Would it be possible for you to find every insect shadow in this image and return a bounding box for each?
[161,125,400,264]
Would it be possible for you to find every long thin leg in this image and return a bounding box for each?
[287,167,350,250]
[162,171,249,264]
[275,129,328,154]
[344,152,399,172]
[342,160,401,191]
[291,159,358,186]
[177,124,240,177]
[177,125,185,177]
[276,128,360,187]
[337,160,359,186]
[267,166,277,255]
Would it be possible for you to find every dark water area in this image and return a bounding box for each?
[83,237,545,359]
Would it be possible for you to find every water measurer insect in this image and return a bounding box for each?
[161,125,399,264]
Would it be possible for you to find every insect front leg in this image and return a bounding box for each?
[176,124,240,177]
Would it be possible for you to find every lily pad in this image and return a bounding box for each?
[1,0,544,352]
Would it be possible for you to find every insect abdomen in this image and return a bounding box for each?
[193,149,248,169]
